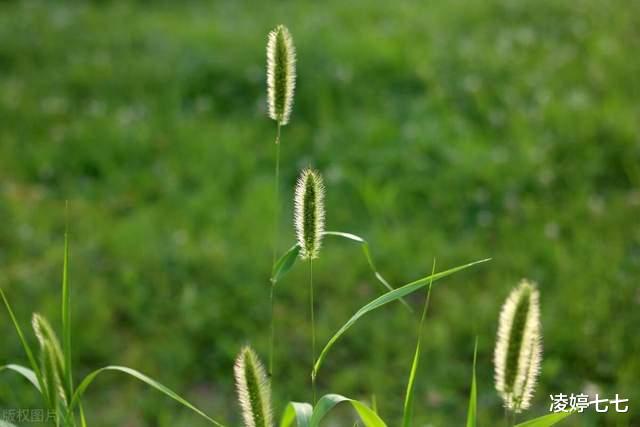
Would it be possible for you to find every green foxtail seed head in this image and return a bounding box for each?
[32,313,67,405]
[267,25,296,126]
[294,168,325,260]
[494,279,543,413]
[234,346,273,427]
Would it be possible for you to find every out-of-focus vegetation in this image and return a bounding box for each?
[0,0,638,425]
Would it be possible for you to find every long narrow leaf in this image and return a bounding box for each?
[70,366,226,426]
[310,394,386,427]
[79,405,87,427]
[402,260,436,427]
[323,231,412,311]
[351,400,387,427]
[402,333,421,427]
[515,412,574,427]
[61,225,73,397]
[279,402,313,427]
[0,364,41,392]
[313,258,491,378]
[465,338,478,427]
[0,288,44,393]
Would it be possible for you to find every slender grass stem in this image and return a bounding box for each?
[272,123,281,266]
[402,260,435,427]
[268,122,281,377]
[418,264,434,342]
[309,259,316,404]
[268,284,275,377]
[505,408,516,427]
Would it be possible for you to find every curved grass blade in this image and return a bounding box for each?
[280,402,313,427]
[466,338,478,427]
[0,288,44,393]
[402,260,436,427]
[310,394,386,427]
[324,231,412,312]
[313,258,491,379]
[0,364,41,392]
[515,412,574,427]
[70,366,226,427]
[350,400,386,427]
[271,244,301,284]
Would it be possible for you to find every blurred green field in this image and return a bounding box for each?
[1,0,639,425]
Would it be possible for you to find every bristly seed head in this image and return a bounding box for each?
[32,313,64,369]
[32,313,67,405]
[267,25,296,127]
[294,168,325,260]
[234,346,273,427]
[494,279,543,413]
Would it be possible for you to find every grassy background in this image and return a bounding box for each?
[1,0,639,425]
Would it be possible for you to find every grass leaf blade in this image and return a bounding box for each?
[271,244,300,284]
[324,231,412,311]
[515,412,574,427]
[0,288,44,393]
[70,366,226,427]
[61,225,73,397]
[0,364,41,392]
[310,394,386,427]
[280,402,313,427]
[402,345,420,427]
[313,258,491,378]
[466,337,478,427]
[402,260,436,427]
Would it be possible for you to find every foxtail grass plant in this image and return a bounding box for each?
[1,230,226,427]
[234,346,273,427]
[494,279,543,426]
[294,168,325,402]
[267,24,297,377]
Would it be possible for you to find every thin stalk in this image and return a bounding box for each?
[418,266,434,345]
[505,408,516,427]
[268,122,281,377]
[402,260,435,427]
[272,122,282,266]
[268,284,275,377]
[309,259,316,404]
